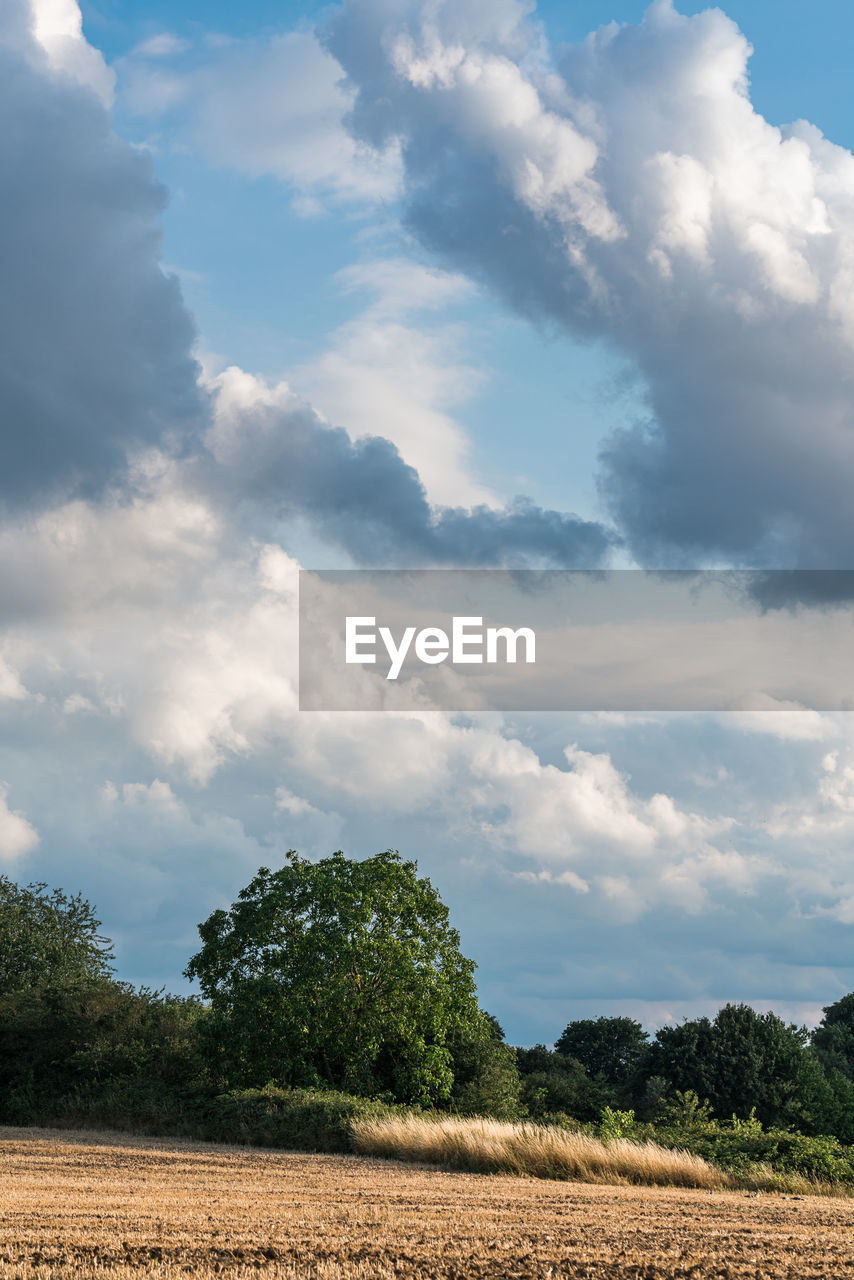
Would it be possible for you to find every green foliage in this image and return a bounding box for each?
[599,1106,636,1140]
[1,1077,400,1154]
[516,1045,616,1120]
[555,1016,649,1084]
[637,1073,669,1117]
[653,1099,854,1184]
[185,850,484,1105]
[812,993,854,1082]
[194,1087,401,1150]
[447,1012,523,1118]
[730,1108,763,1137]
[658,1089,716,1134]
[0,876,114,993]
[0,979,207,1121]
[2,865,854,1185]
[645,1004,845,1134]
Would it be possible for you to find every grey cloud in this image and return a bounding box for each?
[746,571,854,611]
[327,0,854,571]
[0,11,203,508]
[206,384,615,567]
[2,0,611,567]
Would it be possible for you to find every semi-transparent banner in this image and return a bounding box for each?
[298,569,854,712]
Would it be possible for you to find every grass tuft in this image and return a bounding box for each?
[351,1114,725,1188]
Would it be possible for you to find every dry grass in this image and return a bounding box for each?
[2,1126,854,1278]
[352,1114,721,1189]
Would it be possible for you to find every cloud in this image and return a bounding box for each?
[0,1,203,510]
[29,0,115,105]
[293,259,492,506]
[119,29,402,209]
[4,0,854,1036]
[727,702,835,743]
[327,0,854,569]
[132,33,190,60]
[205,365,615,566]
[0,785,39,861]
[0,454,850,1020]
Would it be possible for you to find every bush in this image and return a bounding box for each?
[447,1015,522,1119]
[0,980,207,1120]
[649,1090,854,1185]
[4,1079,403,1154]
[599,1106,636,1141]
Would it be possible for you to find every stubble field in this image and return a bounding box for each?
[1,1127,853,1280]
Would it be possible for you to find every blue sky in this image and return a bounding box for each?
[4,0,854,1044]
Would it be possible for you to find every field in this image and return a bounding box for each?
[2,1127,854,1280]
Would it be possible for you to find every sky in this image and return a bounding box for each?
[4,0,854,1044]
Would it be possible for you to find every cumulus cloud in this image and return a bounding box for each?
[328,0,854,569]
[29,0,115,105]
[294,259,492,506]
[0,453,850,1015]
[205,365,614,566]
[0,785,39,861]
[0,0,202,508]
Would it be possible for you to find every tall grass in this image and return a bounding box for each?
[351,1114,723,1189]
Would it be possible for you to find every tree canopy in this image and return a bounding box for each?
[812,993,854,1080]
[0,876,114,993]
[185,849,486,1105]
[645,1003,845,1133]
[555,1016,649,1084]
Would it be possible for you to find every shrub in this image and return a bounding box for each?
[599,1106,636,1141]
[5,1080,403,1154]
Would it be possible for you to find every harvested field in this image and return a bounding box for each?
[1,1127,854,1279]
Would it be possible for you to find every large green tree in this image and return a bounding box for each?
[0,877,114,993]
[555,1016,649,1085]
[185,849,486,1105]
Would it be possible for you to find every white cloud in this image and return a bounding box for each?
[294,259,492,506]
[727,703,837,742]
[0,785,39,861]
[0,656,29,702]
[29,0,115,104]
[132,33,189,59]
[120,30,401,209]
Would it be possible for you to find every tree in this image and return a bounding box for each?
[812,993,854,1080]
[185,849,485,1105]
[515,1045,615,1120]
[646,1003,842,1133]
[555,1016,649,1084]
[447,1013,522,1119]
[0,877,114,993]
[0,980,206,1122]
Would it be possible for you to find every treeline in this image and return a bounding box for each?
[516,1004,854,1142]
[3,863,854,1183]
